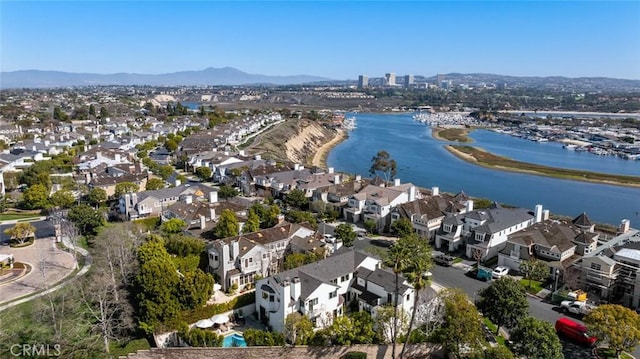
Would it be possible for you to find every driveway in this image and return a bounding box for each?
[0,238,76,304]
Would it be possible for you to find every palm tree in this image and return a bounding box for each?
[398,233,433,359]
[383,236,412,359]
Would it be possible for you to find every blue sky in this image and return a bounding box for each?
[2,1,640,80]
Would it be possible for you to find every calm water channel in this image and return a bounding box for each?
[327,113,640,226]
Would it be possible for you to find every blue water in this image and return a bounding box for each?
[222,333,247,347]
[327,113,640,226]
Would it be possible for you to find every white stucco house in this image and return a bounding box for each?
[255,248,416,333]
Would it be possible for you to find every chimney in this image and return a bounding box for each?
[431,186,439,196]
[209,190,218,203]
[183,195,192,204]
[239,149,246,156]
[394,178,401,187]
[224,151,229,156]
[254,154,261,160]
[465,200,474,212]
[294,164,300,171]
[328,167,334,174]
[96,151,102,159]
[535,204,543,223]
[291,277,301,300]
[334,174,340,185]
[210,208,216,221]
[620,219,630,233]
[543,209,550,221]
[355,175,361,182]
[408,185,416,202]
[231,240,240,258]
[200,215,206,229]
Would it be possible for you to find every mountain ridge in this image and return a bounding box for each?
[0,67,333,88]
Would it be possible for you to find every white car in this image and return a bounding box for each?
[491,266,509,279]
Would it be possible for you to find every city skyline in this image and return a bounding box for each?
[2,1,640,80]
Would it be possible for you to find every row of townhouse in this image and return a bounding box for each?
[255,247,418,333]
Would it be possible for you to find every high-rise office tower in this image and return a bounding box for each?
[358,75,368,88]
[385,73,396,86]
[404,74,414,88]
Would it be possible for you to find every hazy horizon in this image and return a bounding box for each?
[2,1,640,80]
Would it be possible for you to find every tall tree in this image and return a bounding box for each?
[383,236,413,358]
[87,187,107,208]
[50,189,75,209]
[218,184,239,199]
[390,218,414,238]
[369,150,397,181]
[114,182,140,197]
[334,223,357,247]
[194,166,212,181]
[67,204,105,236]
[214,209,239,238]
[284,313,313,345]
[145,178,165,191]
[4,222,36,245]
[243,209,260,234]
[438,288,484,359]
[20,183,50,209]
[398,233,433,359]
[509,317,563,359]
[519,258,549,289]
[584,304,640,358]
[476,276,528,334]
[285,188,309,209]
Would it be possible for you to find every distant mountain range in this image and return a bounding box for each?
[1,67,639,90]
[0,67,333,88]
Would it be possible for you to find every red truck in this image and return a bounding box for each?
[555,317,597,347]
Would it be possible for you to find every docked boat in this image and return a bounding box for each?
[343,116,357,131]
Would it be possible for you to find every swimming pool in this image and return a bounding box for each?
[222,333,247,347]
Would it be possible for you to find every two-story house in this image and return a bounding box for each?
[436,203,538,259]
[255,248,415,333]
[207,223,316,292]
[498,213,599,276]
[120,183,217,219]
[344,179,417,232]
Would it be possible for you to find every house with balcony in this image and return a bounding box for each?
[119,183,217,220]
[390,187,469,239]
[344,179,417,232]
[207,223,316,292]
[255,248,415,333]
[498,213,598,274]
[435,203,538,258]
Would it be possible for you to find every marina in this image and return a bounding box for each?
[327,113,640,226]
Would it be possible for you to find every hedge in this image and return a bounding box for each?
[181,292,255,325]
[134,217,160,231]
[344,352,367,359]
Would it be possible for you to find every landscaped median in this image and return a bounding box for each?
[445,145,640,187]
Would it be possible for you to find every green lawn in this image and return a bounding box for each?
[520,279,544,294]
[110,338,151,357]
[453,257,464,264]
[0,213,41,221]
[482,317,507,347]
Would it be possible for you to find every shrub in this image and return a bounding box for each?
[135,217,160,231]
[345,352,367,359]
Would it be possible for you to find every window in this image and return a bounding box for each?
[387,293,392,303]
[475,233,484,241]
[443,224,452,233]
[406,294,410,301]
[329,291,337,299]
[591,263,602,271]
[262,292,268,299]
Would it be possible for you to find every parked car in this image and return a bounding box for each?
[491,266,509,279]
[477,266,493,281]
[560,300,596,317]
[433,254,455,267]
[555,317,597,347]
